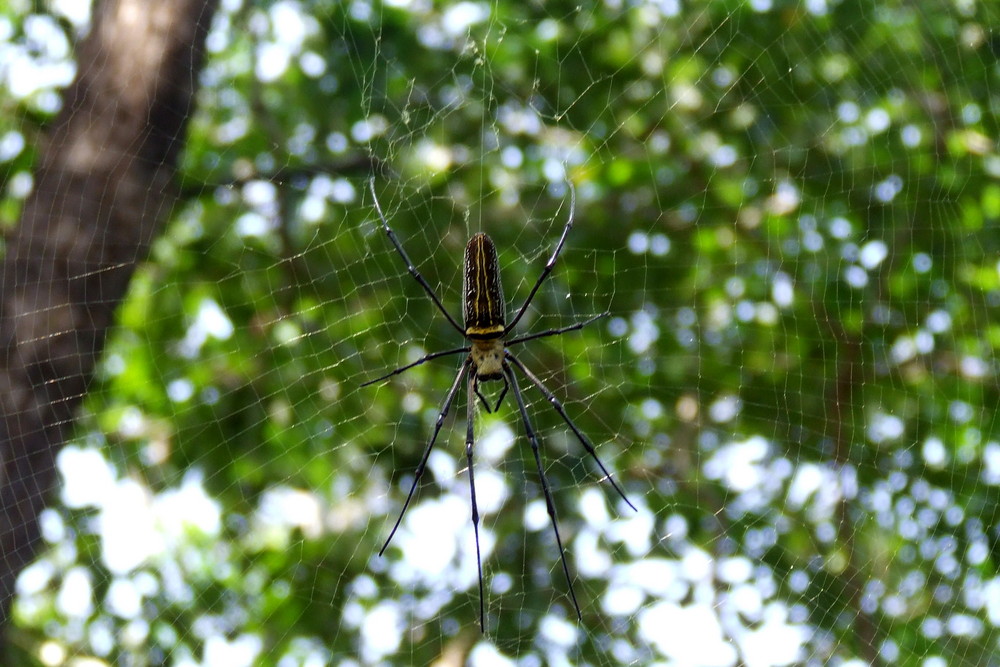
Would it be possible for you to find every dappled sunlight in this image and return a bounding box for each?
[4,0,1000,664]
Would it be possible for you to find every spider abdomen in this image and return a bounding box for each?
[463,233,506,339]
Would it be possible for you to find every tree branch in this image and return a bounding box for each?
[0,0,219,647]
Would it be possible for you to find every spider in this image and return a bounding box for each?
[363,178,635,631]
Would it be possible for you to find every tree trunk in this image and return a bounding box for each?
[0,0,218,648]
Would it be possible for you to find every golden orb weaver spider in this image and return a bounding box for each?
[363,178,636,631]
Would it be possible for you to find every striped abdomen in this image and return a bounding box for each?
[463,233,505,339]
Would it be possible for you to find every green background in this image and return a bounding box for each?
[3,0,1000,664]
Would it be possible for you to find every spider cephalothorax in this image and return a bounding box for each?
[363,178,635,631]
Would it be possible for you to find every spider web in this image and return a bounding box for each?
[3,0,999,665]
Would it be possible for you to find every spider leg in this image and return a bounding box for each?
[369,178,465,335]
[361,346,470,387]
[506,352,636,512]
[380,359,471,557]
[504,364,583,621]
[493,373,509,413]
[506,312,608,347]
[466,373,487,632]
[473,375,493,414]
[471,374,508,414]
[504,181,576,335]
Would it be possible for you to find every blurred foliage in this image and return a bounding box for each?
[3,0,1000,665]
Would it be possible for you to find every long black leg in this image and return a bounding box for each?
[506,312,607,347]
[466,373,486,631]
[504,182,576,334]
[504,364,582,621]
[506,352,636,512]
[369,178,465,335]
[380,359,470,556]
[361,346,470,387]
